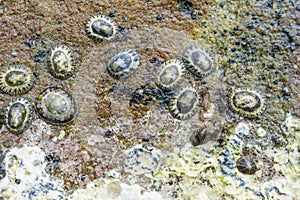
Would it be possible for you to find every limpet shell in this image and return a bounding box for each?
[236,156,257,175]
[35,87,77,125]
[49,45,76,80]
[107,49,140,79]
[86,15,117,41]
[182,44,215,77]
[229,88,265,118]
[168,86,201,120]
[0,65,35,95]
[156,59,185,90]
[4,98,33,134]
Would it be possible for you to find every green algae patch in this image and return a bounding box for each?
[194,0,299,122]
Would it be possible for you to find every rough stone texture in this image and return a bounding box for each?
[0,0,299,199]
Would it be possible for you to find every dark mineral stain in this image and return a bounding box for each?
[0,150,6,181]
[130,84,174,108]
[45,154,60,174]
[34,51,47,62]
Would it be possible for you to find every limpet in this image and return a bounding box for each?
[0,65,35,95]
[168,86,201,120]
[236,156,257,175]
[229,88,265,118]
[86,15,117,41]
[35,87,77,125]
[4,98,33,134]
[107,49,140,79]
[182,44,215,77]
[49,45,76,80]
[156,59,185,90]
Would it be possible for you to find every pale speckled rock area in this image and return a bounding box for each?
[0,0,300,199]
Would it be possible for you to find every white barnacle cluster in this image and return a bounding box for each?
[152,117,300,199]
[68,178,163,200]
[0,146,65,199]
[0,145,165,200]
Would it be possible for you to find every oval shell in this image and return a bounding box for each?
[229,88,265,118]
[35,87,77,125]
[156,59,185,90]
[182,44,215,77]
[49,45,76,80]
[86,15,117,41]
[107,49,140,79]
[236,156,257,175]
[4,98,33,134]
[0,65,35,95]
[168,86,201,120]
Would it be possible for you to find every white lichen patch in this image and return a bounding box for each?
[256,126,266,137]
[282,113,300,136]
[123,144,162,177]
[0,145,65,199]
[235,121,250,137]
[68,178,163,200]
[153,115,300,200]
